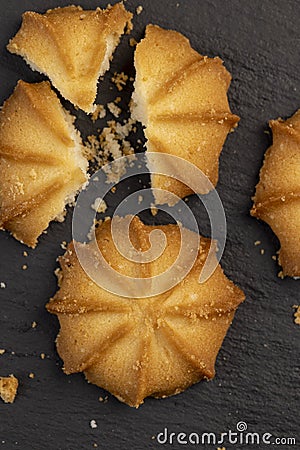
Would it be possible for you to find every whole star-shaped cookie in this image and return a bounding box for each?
[47,216,245,407]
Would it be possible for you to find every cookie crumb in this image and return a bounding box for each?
[85,118,136,182]
[91,198,107,214]
[0,282,6,289]
[90,419,98,429]
[91,104,106,122]
[278,271,284,279]
[0,349,5,355]
[28,372,35,379]
[23,251,28,257]
[22,264,28,270]
[60,241,67,250]
[107,102,121,118]
[40,353,46,360]
[272,255,277,261]
[254,240,261,246]
[0,375,18,403]
[111,72,128,91]
[136,5,143,15]
[260,249,265,255]
[129,37,138,47]
[293,305,300,324]
[151,204,158,216]
[31,321,37,329]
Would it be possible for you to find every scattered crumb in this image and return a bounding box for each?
[90,419,98,429]
[60,241,67,250]
[136,5,143,15]
[111,187,117,194]
[151,435,156,440]
[293,305,300,325]
[278,271,284,279]
[107,102,121,118]
[22,264,28,270]
[99,395,109,403]
[217,447,226,450]
[272,255,277,261]
[40,353,46,360]
[0,375,18,403]
[111,72,128,91]
[91,104,106,122]
[85,118,136,182]
[176,2,180,7]
[93,444,98,448]
[0,282,6,289]
[254,240,261,246]
[31,321,37,329]
[151,203,158,216]
[125,19,133,35]
[28,373,35,379]
[91,198,107,214]
[260,249,265,255]
[0,350,5,355]
[23,251,28,257]
[129,37,138,47]
[138,195,143,204]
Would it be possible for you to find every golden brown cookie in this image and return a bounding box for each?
[0,80,88,248]
[251,110,300,277]
[7,3,132,113]
[47,216,245,407]
[132,25,239,204]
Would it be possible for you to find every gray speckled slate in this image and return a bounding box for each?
[0,1,299,449]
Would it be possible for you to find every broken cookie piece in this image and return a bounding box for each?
[8,3,133,113]
[251,110,300,277]
[131,25,239,204]
[0,80,88,248]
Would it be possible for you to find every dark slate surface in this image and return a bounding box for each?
[0,0,299,449]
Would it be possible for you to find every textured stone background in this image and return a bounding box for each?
[0,0,299,449]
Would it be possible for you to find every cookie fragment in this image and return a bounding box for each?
[0,375,18,403]
[0,80,88,247]
[251,110,300,277]
[131,25,239,204]
[8,3,133,113]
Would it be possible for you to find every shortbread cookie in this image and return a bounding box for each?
[8,3,132,113]
[47,216,245,407]
[0,81,88,247]
[251,110,300,277]
[132,25,239,204]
